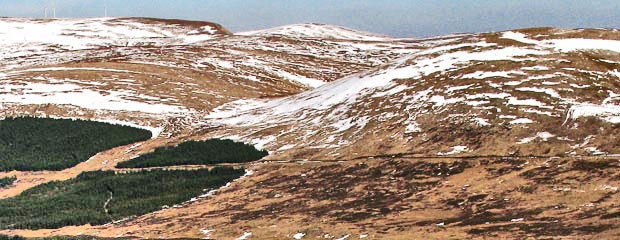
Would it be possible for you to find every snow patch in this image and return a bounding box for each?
[405,122,422,133]
[517,136,537,144]
[462,71,525,79]
[585,147,606,155]
[249,136,277,150]
[278,144,297,151]
[430,95,464,107]
[501,31,620,53]
[445,84,474,93]
[521,66,550,71]
[335,234,351,240]
[200,229,215,239]
[0,82,189,114]
[293,233,306,239]
[507,97,549,108]
[474,117,491,126]
[567,103,620,123]
[236,232,252,240]
[517,132,555,144]
[509,118,534,124]
[438,146,469,156]
[548,39,620,53]
[501,31,540,45]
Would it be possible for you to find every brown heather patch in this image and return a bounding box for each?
[513,27,560,36]
[4,156,619,239]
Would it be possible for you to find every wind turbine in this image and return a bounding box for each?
[52,0,56,18]
[104,0,108,17]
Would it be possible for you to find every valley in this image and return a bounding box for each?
[0,17,619,239]
[0,117,263,233]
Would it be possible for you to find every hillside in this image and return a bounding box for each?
[0,18,619,239]
[236,23,393,41]
[208,27,620,159]
[0,18,417,138]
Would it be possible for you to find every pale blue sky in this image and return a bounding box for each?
[0,0,619,37]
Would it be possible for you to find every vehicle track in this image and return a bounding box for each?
[103,187,114,221]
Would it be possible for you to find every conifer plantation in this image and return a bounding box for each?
[0,118,261,232]
[116,139,268,168]
[0,176,16,188]
[0,117,152,171]
[0,167,245,230]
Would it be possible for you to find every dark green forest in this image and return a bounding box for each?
[116,139,268,168]
[0,235,23,240]
[0,117,152,171]
[0,176,16,188]
[0,167,244,230]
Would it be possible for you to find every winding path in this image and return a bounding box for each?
[104,189,113,220]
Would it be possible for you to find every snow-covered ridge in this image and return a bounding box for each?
[207,28,620,157]
[0,17,227,61]
[237,23,393,41]
[207,38,549,126]
[0,17,421,127]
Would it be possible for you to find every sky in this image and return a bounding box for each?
[0,0,619,37]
